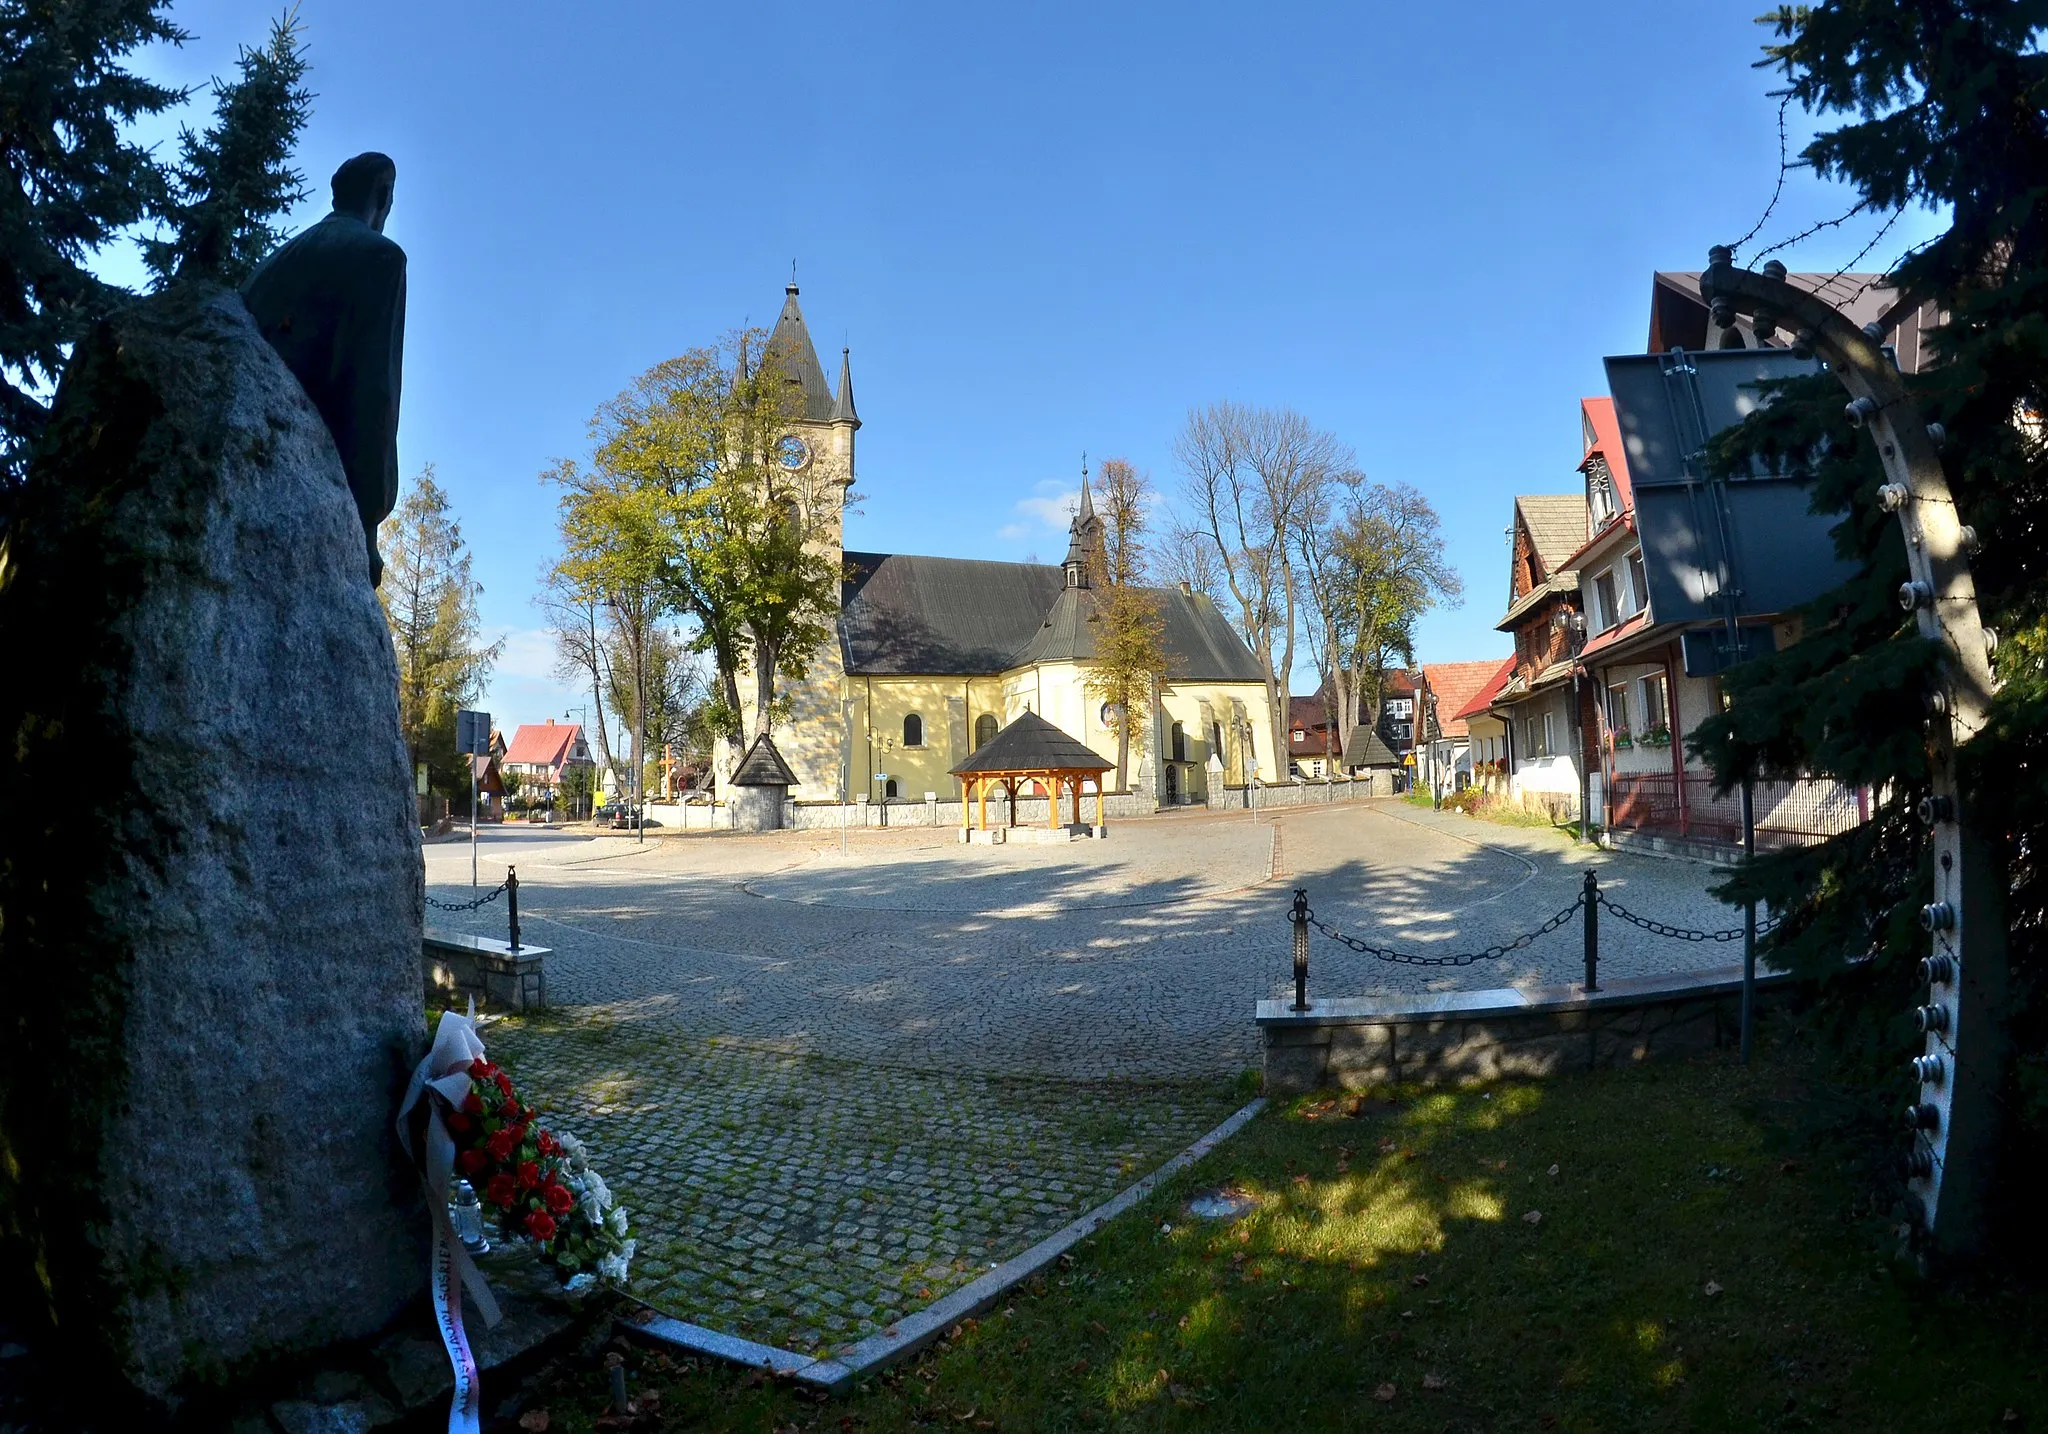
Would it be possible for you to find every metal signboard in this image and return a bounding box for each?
[1605,349,1859,627]
[455,709,492,757]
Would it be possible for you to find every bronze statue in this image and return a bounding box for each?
[243,153,407,585]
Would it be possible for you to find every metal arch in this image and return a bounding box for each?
[1698,251,2005,1256]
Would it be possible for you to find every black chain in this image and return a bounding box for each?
[1597,894,1782,943]
[1296,890,1783,967]
[425,882,507,913]
[1304,895,1585,968]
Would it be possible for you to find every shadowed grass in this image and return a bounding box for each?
[516,1036,2045,1432]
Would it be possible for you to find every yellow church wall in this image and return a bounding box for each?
[1157,683,1280,790]
[847,674,1006,801]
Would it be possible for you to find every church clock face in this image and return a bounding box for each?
[777,434,811,471]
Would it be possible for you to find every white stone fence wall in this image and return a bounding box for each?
[645,775,1389,834]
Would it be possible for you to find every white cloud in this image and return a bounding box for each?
[1004,481,1079,543]
[489,625,559,683]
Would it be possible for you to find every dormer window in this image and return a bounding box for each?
[1587,455,1617,526]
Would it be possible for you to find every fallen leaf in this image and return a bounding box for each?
[1704,1281,1724,1297]
[1523,1210,1544,1225]
[1410,1274,1430,1288]
[1374,1382,1397,1402]
[1423,1371,1447,1391]
[1547,1163,1560,1177]
[518,1413,550,1433]
[1089,1319,1109,1335]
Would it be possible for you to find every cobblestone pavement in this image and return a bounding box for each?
[429,800,1751,1350]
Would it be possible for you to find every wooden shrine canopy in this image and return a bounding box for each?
[949,711,1114,832]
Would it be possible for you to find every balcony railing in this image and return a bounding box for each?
[1607,773,1869,850]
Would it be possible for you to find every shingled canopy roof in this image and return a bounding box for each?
[731,733,798,787]
[950,712,1111,776]
[950,712,1112,835]
[1342,724,1402,768]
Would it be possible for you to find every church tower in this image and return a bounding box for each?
[738,283,859,797]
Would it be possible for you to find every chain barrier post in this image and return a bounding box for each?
[506,866,520,952]
[1290,888,1310,1011]
[1582,869,1600,993]
[1741,779,1757,1064]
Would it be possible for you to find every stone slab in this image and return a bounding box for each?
[622,1098,1266,1391]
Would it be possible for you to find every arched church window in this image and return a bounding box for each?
[903,714,924,748]
[1171,721,1187,762]
[884,778,899,799]
[975,713,998,748]
[1211,721,1224,757]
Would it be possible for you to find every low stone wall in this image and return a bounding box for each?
[785,777,1384,832]
[424,931,551,1013]
[1257,965,1795,1094]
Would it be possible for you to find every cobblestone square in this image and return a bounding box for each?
[426,800,1750,1350]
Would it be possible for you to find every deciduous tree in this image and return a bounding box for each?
[1174,402,1353,780]
[1083,458,1168,794]
[1297,479,1462,766]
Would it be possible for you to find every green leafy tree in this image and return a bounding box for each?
[557,762,595,820]
[1694,0,2048,1249]
[1297,479,1462,764]
[378,465,502,802]
[0,0,189,486]
[140,10,311,288]
[558,331,840,784]
[1084,457,1168,794]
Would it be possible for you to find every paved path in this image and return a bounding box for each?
[427,800,1750,1351]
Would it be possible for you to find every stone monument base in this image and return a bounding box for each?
[0,283,427,1409]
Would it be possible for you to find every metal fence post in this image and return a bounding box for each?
[506,865,521,952]
[1741,779,1757,1064]
[1291,888,1310,1011]
[1582,869,1600,993]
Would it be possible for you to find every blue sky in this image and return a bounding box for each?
[111,1,1944,735]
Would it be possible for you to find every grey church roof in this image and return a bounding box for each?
[765,284,837,423]
[842,551,1266,682]
[1009,581,1266,683]
[831,348,859,426]
[842,552,1064,674]
[950,711,1112,776]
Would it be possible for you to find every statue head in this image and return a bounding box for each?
[331,152,397,233]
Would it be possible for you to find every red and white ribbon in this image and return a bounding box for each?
[398,1008,503,1434]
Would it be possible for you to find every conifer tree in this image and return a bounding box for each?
[0,0,190,486]
[141,10,311,288]
[1693,1,2047,1241]
[379,466,503,803]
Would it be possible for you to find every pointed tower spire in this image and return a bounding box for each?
[1076,455,1094,523]
[831,347,860,427]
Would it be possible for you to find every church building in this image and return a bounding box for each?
[737,284,1280,808]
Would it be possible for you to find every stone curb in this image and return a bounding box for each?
[619,1095,1269,1392]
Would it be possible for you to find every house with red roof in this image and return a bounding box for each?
[1414,659,1511,797]
[1450,656,1517,792]
[502,719,594,807]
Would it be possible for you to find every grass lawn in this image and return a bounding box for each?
[522,1040,2045,1432]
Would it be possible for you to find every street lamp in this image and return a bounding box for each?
[1552,607,1589,843]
